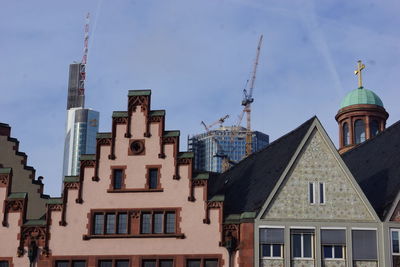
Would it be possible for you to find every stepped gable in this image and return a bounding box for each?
[208,117,315,219]
[342,120,400,220]
[0,123,48,219]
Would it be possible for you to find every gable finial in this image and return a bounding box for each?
[354,60,365,88]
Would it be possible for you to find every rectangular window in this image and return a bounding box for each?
[117,213,128,234]
[141,213,151,234]
[160,260,174,267]
[392,229,400,254]
[94,214,104,235]
[321,229,346,259]
[149,168,159,189]
[93,212,128,235]
[166,212,176,234]
[352,230,377,260]
[98,260,129,267]
[187,260,201,267]
[309,182,315,204]
[291,230,314,259]
[142,259,174,267]
[116,260,129,267]
[259,228,284,259]
[106,214,116,234]
[55,260,86,267]
[320,182,325,204]
[323,245,344,259]
[140,211,176,234]
[204,260,218,267]
[113,169,123,189]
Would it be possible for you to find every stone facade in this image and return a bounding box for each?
[263,130,374,222]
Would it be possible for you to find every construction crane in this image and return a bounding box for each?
[78,12,90,97]
[201,115,230,132]
[241,34,263,157]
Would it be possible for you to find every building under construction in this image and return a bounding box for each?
[188,126,269,173]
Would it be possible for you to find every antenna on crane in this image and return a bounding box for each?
[241,34,263,157]
[78,12,90,96]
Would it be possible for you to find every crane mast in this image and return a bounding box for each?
[242,34,263,157]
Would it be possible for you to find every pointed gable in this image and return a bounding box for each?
[208,117,315,218]
[262,127,375,221]
[342,120,400,220]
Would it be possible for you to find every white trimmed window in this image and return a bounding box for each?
[259,228,284,259]
[391,229,400,255]
[309,182,315,204]
[292,230,314,259]
[308,182,325,204]
[321,229,346,259]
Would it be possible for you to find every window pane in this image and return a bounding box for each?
[154,212,163,234]
[160,260,174,267]
[116,260,129,267]
[355,120,366,144]
[114,169,123,189]
[55,261,69,267]
[72,261,86,267]
[166,212,176,234]
[393,231,400,253]
[106,214,116,234]
[118,213,128,234]
[205,259,218,267]
[343,122,350,146]
[261,244,271,257]
[99,260,112,267]
[293,234,302,257]
[94,214,104,235]
[303,234,312,258]
[149,169,158,189]
[323,246,333,258]
[370,120,380,138]
[0,262,8,267]
[141,213,151,234]
[186,260,201,267]
[272,244,281,257]
[142,260,156,267]
[334,246,343,259]
[320,183,325,204]
[309,183,314,204]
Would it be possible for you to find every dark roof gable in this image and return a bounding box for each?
[208,116,316,218]
[342,120,400,220]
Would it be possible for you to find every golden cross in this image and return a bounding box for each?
[354,60,365,88]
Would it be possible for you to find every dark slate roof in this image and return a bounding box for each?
[208,117,315,218]
[342,120,400,220]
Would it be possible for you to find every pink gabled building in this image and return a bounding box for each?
[0,90,253,267]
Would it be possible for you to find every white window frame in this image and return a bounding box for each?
[259,226,285,260]
[391,229,400,255]
[260,243,284,259]
[309,182,316,204]
[292,233,314,259]
[322,245,345,260]
[319,182,325,204]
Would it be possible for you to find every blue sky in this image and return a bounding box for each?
[1,0,399,196]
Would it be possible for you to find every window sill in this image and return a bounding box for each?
[323,258,345,260]
[83,233,185,240]
[261,257,283,260]
[292,258,314,260]
[107,188,164,193]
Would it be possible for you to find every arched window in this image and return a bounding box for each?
[354,120,366,144]
[370,120,380,138]
[343,122,350,146]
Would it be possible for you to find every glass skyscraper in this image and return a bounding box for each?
[188,126,269,173]
[62,63,99,177]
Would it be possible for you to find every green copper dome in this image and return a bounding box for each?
[340,87,383,109]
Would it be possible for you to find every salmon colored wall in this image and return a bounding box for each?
[45,104,228,264]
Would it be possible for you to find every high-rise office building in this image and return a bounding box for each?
[188,126,269,172]
[62,63,99,177]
